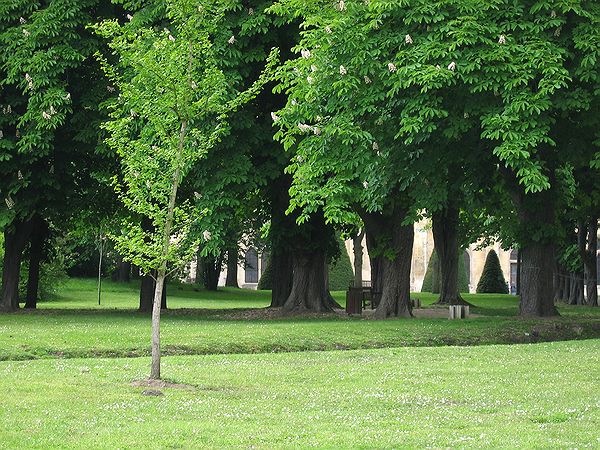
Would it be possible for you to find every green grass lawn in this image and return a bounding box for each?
[0,278,598,361]
[0,340,598,448]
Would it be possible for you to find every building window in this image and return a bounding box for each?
[244,248,259,283]
[510,249,518,261]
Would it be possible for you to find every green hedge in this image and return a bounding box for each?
[476,250,508,294]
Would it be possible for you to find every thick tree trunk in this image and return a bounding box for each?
[352,230,364,288]
[362,205,414,319]
[568,272,584,305]
[269,246,293,307]
[432,206,470,306]
[25,216,49,309]
[1,218,34,311]
[203,254,222,291]
[225,247,239,288]
[516,250,521,296]
[283,247,333,312]
[584,218,598,307]
[519,242,558,316]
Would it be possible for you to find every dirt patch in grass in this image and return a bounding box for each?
[131,379,195,390]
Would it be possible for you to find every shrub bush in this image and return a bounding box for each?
[476,250,508,294]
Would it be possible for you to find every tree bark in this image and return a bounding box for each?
[203,254,222,291]
[352,230,364,288]
[139,271,155,312]
[195,248,204,286]
[269,246,292,307]
[519,242,558,316]
[117,257,131,283]
[584,218,598,307]
[225,247,239,288]
[25,216,49,309]
[1,217,34,311]
[362,205,414,319]
[283,246,333,312]
[432,205,471,305]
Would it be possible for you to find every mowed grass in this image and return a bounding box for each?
[0,278,598,361]
[0,340,598,448]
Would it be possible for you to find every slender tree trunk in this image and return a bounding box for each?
[25,216,48,309]
[203,254,222,291]
[353,230,364,288]
[519,242,558,316]
[117,258,131,283]
[432,205,470,306]
[150,119,187,380]
[1,218,34,311]
[362,205,414,319]
[584,218,598,307]
[225,247,239,288]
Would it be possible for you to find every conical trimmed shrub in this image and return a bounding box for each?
[476,250,508,294]
[328,239,354,290]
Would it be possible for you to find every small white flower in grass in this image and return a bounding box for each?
[168,34,176,42]
[191,81,197,90]
[248,8,254,15]
[447,61,456,71]
[20,17,26,24]
[228,35,236,45]
[338,0,345,11]
[325,26,332,34]
[202,230,212,241]
[301,49,311,59]
[405,34,413,44]
[498,34,506,44]
[388,63,397,72]
[363,181,369,189]
[364,75,372,84]
[42,111,51,120]
[22,29,30,37]
[311,64,318,72]
[339,65,347,75]
[271,112,280,122]
[126,14,133,21]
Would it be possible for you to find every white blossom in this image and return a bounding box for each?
[168,34,176,42]
[388,63,397,72]
[271,112,280,122]
[498,34,506,44]
[298,123,312,133]
[338,0,345,11]
[65,92,71,101]
[447,61,456,71]
[5,196,14,209]
[0,130,3,139]
[228,35,236,45]
[49,164,54,174]
[194,192,201,200]
[301,49,311,59]
[42,111,51,120]
[435,64,441,70]
[339,65,347,75]
[405,34,413,44]
[316,116,322,122]
[372,142,379,151]
[551,10,557,19]
[146,180,151,189]
[291,99,298,106]
[17,170,23,180]
[311,64,318,72]
[363,181,369,189]
[107,85,115,92]
[248,8,254,15]
[25,73,33,89]
[313,127,321,136]
[364,75,372,84]
[49,105,56,115]
[325,26,332,34]
[22,29,30,37]
[307,76,314,84]
[554,26,562,37]
[126,14,133,21]
[202,230,212,241]
[19,17,26,24]
[191,81,197,89]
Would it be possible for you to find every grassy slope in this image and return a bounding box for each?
[0,340,598,448]
[0,278,598,361]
